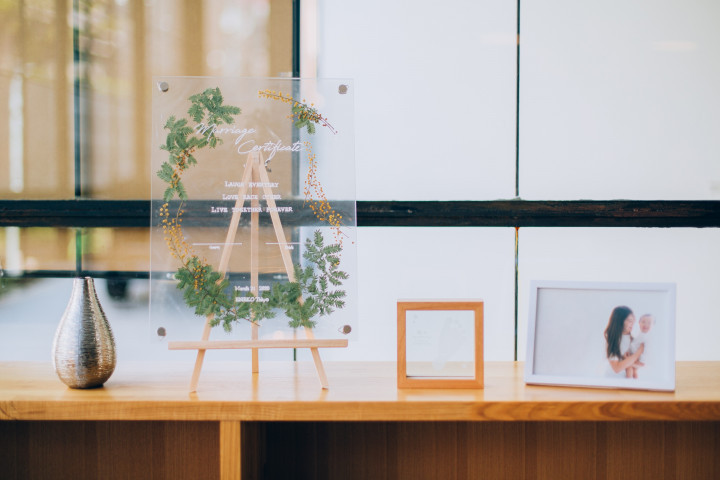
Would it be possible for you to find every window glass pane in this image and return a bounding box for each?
[0,227,76,273]
[318,1,517,200]
[82,227,149,272]
[517,228,720,361]
[84,0,292,199]
[0,1,74,199]
[0,0,293,200]
[0,277,155,361]
[520,1,720,199]
[0,278,73,361]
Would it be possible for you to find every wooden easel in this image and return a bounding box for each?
[168,152,347,392]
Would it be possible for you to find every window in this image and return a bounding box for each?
[0,0,295,361]
[1,0,293,276]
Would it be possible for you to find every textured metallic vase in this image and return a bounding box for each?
[52,277,116,388]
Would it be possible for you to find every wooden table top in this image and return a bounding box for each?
[1,361,719,422]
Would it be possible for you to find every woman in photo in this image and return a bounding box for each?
[604,305,644,378]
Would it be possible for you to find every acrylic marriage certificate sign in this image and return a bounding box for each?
[150,78,357,390]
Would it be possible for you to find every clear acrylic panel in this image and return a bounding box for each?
[81,228,151,273]
[405,309,476,378]
[0,227,76,273]
[0,1,74,199]
[520,1,720,199]
[150,77,357,357]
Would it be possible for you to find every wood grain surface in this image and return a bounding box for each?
[0,421,219,480]
[1,361,719,422]
[1,362,719,479]
[248,421,720,480]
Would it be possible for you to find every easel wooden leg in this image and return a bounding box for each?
[189,320,213,392]
[309,348,329,389]
[258,161,334,389]
[189,349,206,393]
[182,152,340,391]
[188,155,256,392]
[257,160,295,277]
[304,327,329,389]
[250,157,260,374]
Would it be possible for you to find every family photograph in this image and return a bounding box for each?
[526,281,675,390]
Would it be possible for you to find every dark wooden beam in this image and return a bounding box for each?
[1,200,719,228]
[356,200,720,227]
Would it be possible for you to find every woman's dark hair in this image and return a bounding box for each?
[604,306,633,359]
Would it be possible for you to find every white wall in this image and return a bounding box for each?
[315,0,720,362]
[317,0,518,201]
[520,0,720,200]
[314,0,519,361]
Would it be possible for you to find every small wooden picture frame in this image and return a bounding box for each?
[397,300,483,389]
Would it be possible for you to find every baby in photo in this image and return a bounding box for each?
[630,314,654,373]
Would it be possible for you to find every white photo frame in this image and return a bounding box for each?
[525,281,676,391]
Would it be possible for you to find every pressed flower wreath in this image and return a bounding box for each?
[158,87,347,332]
